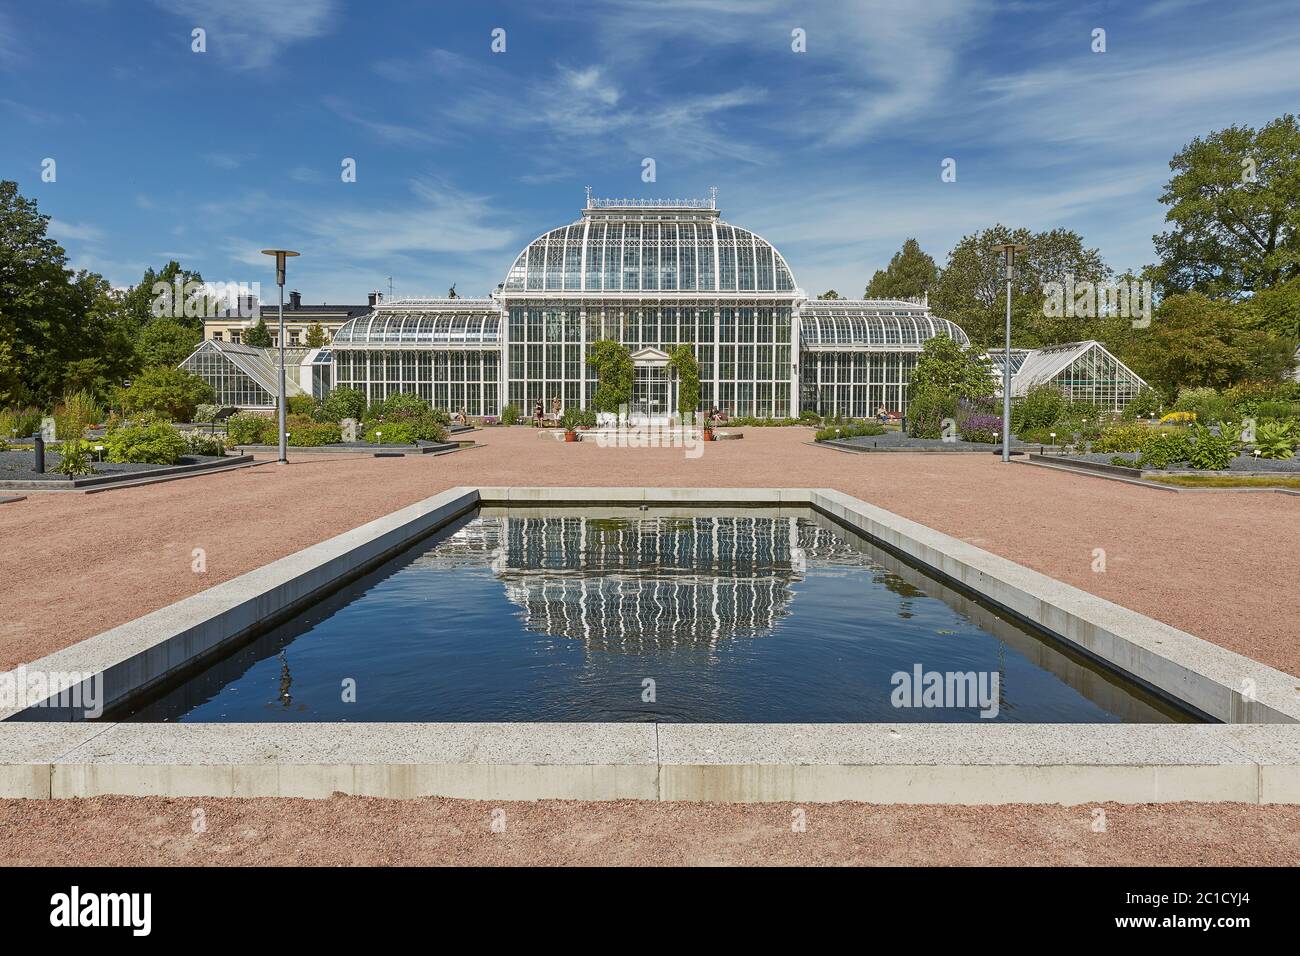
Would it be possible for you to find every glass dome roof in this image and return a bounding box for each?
[798,301,969,349]
[332,301,501,347]
[503,214,798,294]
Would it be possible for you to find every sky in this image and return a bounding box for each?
[3,0,1299,305]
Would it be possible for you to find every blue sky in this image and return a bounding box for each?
[3,0,1299,304]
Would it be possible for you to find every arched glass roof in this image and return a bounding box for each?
[502,215,798,294]
[331,301,501,348]
[798,302,969,350]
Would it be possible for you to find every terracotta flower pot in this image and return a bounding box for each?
[564,430,578,442]
[703,427,715,441]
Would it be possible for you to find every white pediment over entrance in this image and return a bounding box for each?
[630,346,671,367]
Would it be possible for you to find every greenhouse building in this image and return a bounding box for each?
[182,192,1148,418]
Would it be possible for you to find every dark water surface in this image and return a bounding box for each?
[115,510,1194,723]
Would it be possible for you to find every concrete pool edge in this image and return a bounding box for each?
[1,722,1297,804]
[3,484,1298,804]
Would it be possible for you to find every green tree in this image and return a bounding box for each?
[305,322,327,348]
[931,225,1110,349]
[244,316,273,348]
[1122,293,1297,398]
[907,334,995,400]
[667,345,700,415]
[0,181,137,406]
[817,289,841,299]
[865,238,938,300]
[586,339,634,413]
[1239,277,1300,339]
[118,260,214,333]
[1152,114,1300,298]
[136,318,201,369]
[118,365,214,421]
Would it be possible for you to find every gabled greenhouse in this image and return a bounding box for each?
[178,339,311,408]
[1005,340,1148,411]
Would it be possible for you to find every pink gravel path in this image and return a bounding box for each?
[1,427,1296,675]
[1,796,1297,866]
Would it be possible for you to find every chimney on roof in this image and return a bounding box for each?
[289,290,302,310]
[368,290,383,307]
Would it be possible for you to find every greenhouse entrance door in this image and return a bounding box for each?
[628,348,673,423]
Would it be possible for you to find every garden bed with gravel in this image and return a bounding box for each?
[834,431,1056,452]
[1066,451,1300,474]
[230,439,463,455]
[0,450,247,489]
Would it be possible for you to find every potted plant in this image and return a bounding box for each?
[702,422,715,441]
[560,407,582,442]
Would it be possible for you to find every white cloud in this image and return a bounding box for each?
[48,219,105,244]
[151,0,337,69]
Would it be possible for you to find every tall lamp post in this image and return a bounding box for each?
[992,242,1027,463]
[260,248,300,464]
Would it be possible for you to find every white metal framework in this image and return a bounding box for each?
[414,513,876,647]
[179,339,307,408]
[1006,341,1147,410]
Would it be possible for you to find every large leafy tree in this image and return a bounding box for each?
[1121,293,1296,397]
[907,334,994,399]
[0,181,135,405]
[118,260,214,333]
[1238,277,1300,340]
[865,238,938,300]
[1152,114,1300,298]
[931,225,1111,349]
[136,318,202,368]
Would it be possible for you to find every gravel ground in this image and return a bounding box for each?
[0,796,1296,866]
[2,426,1298,866]
[0,450,225,481]
[1067,451,1300,473]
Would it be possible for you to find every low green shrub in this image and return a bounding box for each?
[501,403,521,426]
[1252,420,1296,460]
[1186,423,1239,470]
[317,386,367,424]
[286,394,317,417]
[814,420,886,442]
[1011,385,1069,434]
[53,439,96,476]
[907,389,958,439]
[1094,423,1155,453]
[286,416,342,447]
[103,420,189,465]
[365,415,447,445]
[1172,386,1231,425]
[1136,430,1193,469]
[225,413,278,445]
[368,392,429,420]
[727,416,810,427]
[1120,387,1163,421]
[0,406,44,440]
[1254,400,1300,421]
[184,431,226,456]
